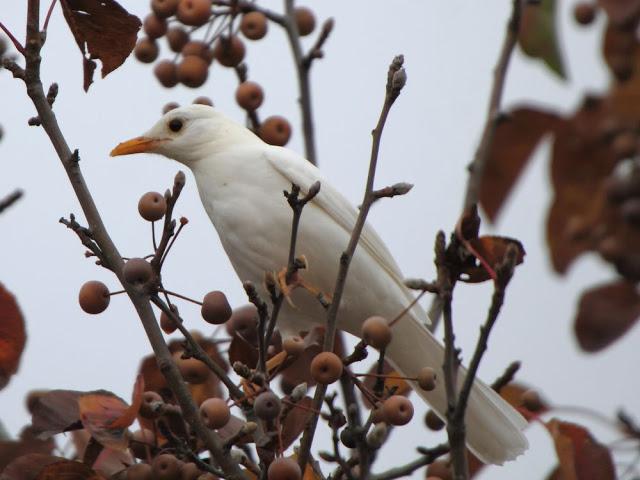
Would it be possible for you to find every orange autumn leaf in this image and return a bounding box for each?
[545,419,615,480]
[0,283,27,390]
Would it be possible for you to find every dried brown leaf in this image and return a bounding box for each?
[545,419,615,480]
[481,107,560,221]
[574,280,640,352]
[59,0,140,91]
[31,390,83,438]
[281,396,314,450]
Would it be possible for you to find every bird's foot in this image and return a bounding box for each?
[276,256,332,309]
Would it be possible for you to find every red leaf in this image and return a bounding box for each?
[574,281,640,352]
[0,283,27,390]
[0,454,64,480]
[547,97,617,273]
[229,333,259,369]
[36,459,103,479]
[59,0,140,91]
[463,236,526,283]
[0,428,54,473]
[544,419,615,480]
[31,390,83,438]
[597,0,640,24]
[280,396,314,450]
[78,377,143,450]
[480,107,560,221]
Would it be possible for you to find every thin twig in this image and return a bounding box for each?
[283,0,317,165]
[428,0,522,333]
[17,3,244,477]
[0,189,23,214]
[43,0,58,32]
[370,444,450,480]
[491,360,521,392]
[463,0,522,209]
[297,55,407,472]
[0,21,25,55]
[454,246,518,423]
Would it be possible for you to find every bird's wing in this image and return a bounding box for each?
[265,146,405,283]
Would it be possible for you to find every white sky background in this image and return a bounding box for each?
[0,1,635,478]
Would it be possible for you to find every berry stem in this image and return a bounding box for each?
[161,289,203,306]
[108,289,126,296]
[0,21,26,56]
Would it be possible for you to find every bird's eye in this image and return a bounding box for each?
[168,118,183,132]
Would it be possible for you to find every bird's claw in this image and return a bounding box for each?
[276,256,332,309]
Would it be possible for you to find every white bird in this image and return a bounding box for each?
[110,105,528,465]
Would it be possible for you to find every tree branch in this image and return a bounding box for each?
[18,2,244,478]
[428,0,522,333]
[0,189,23,214]
[297,54,406,471]
[370,444,449,480]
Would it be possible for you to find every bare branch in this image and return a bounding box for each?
[16,2,245,477]
[491,360,521,392]
[297,54,407,472]
[370,444,449,480]
[0,189,23,214]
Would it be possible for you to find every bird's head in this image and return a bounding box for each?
[110,104,258,165]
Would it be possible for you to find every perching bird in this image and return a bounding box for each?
[111,105,528,464]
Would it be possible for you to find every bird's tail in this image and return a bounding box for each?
[384,311,529,465]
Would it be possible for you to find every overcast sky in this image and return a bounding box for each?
[0,1,635,478]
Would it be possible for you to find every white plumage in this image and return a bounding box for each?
[111,105,528,465]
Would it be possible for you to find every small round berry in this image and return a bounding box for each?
[177,0,211,26]
[235,81,264,111]
[240,11,268,40]
[134,37,159,63]
[174,352,210,384]
[126,463,153,480]
[574,2,597,26]
[193,96,213,106]
[340,427,357,448]
[253,391,282,420]
[181,41,213,63]
[294,7,316,36]
[160,304,180,334]
[79,280,110,314]
[177,55,209,88]
[267,458,301,480]
[382,395,414,426]
[225,305,258,341]
[260,116,291,146]
[163,102,180,114]
[200,397,231,429]
[521,389,544,412]
[201,291,232,324]
[310,352,343,384]
[138,191,167,221]
[417,367,437,391]
[213,36,246,67]
[282,335,305,356]
[180,462,202,480]
[612,131,638,159]
[154,60,178,88]
[167,27,190,52]
[151,0,179,18]
[144,14,168,39]
[425,410,445,431]
[152,453,181,480]
[139,390,164,419]
[130,428,155,459]
[123,258,154,285]
[361,316,392,350]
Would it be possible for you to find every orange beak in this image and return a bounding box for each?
[110,136,165,156]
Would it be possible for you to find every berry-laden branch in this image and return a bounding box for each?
[14,2,245,478]
[297,54,407,472]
